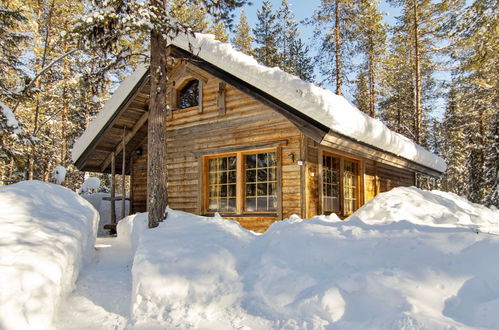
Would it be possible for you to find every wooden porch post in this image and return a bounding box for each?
[110,152,116,225]
[121,127,126,219]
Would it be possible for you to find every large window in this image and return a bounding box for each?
[322,153,360,216]
[204,150,278,214]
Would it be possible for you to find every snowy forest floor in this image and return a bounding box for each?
[54,237,131,330]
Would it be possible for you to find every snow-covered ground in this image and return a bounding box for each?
[121,187,498,329]
[54,237,131,330]
[0,181,98,330]
[2,182,498,329]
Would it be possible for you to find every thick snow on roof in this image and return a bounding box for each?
[71,65,148,163]
[171,33,446,173]
[72,33,446,173]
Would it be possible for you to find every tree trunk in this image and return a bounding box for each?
[147,28,169,228]
[413,0,422,144]
[335,0,341,95]
[368,39,375,118]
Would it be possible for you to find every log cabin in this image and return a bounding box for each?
[72,33,446,232]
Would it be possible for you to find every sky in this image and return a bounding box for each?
[231,0,450,117]
[232,0,402,103]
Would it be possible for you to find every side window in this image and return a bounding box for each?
[322,153,360,216]
[177,80,199,109]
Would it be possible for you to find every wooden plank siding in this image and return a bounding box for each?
[128,63,418,231]
[130,65,304,232]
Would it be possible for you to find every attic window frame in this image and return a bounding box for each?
[167,70,206,120]
[176,79,200,110]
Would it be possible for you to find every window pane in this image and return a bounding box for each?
[257,169,267,181]
[178,80,199,109]
[322,155,340,213]
[229,170,236,183]
[229,156,237,170]
[246,170,256,183]
[257,153,268,167]
[246,154,256,168]
[257,183,267,195]
[209,159,218,171]
[246,184,256,197]
[207,155,237,213]
[228,184,236,197]
[246,198,256,211]
[228,198,236,211]
[244,151,277,212]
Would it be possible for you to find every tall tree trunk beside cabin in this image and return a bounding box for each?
[335,0,341,95]
[147,27,169,228]
[412,0,422,144]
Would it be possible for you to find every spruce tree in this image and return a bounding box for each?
[446,0,498,204]
[253,1,280,67]
[440,86,468,196]
[232,9,253,55]
[289,38,314,82]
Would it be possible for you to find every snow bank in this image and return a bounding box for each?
[353,186,499,232]
[121,188,499,329]
[0,181,99,330]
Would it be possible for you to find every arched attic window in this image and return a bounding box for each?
[177,79,199,109]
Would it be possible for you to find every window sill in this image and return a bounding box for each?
[203,213,278,218]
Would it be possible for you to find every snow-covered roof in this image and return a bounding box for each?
[72,33,446,173]
[71,65,148,163]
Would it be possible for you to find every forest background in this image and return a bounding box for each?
[0,0,497,206]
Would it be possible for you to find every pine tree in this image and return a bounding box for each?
[311,0,356,95]
[351,0,386,118]
[75,0,247,227]
[208,19,229,42]
[354,71,370,115]
[253,1,280,67]
[276,0,297,72]
[232,9,253,56]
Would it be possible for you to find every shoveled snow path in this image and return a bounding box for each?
[54,237,132,330]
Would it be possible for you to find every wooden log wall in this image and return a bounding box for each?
[130,142,148,214]
[130,65,304,232]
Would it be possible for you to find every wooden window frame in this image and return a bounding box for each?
[201,148,280,216]
[319,149,363,217]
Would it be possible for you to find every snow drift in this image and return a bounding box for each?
[0,181,99,330]
[121,187,498,329]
